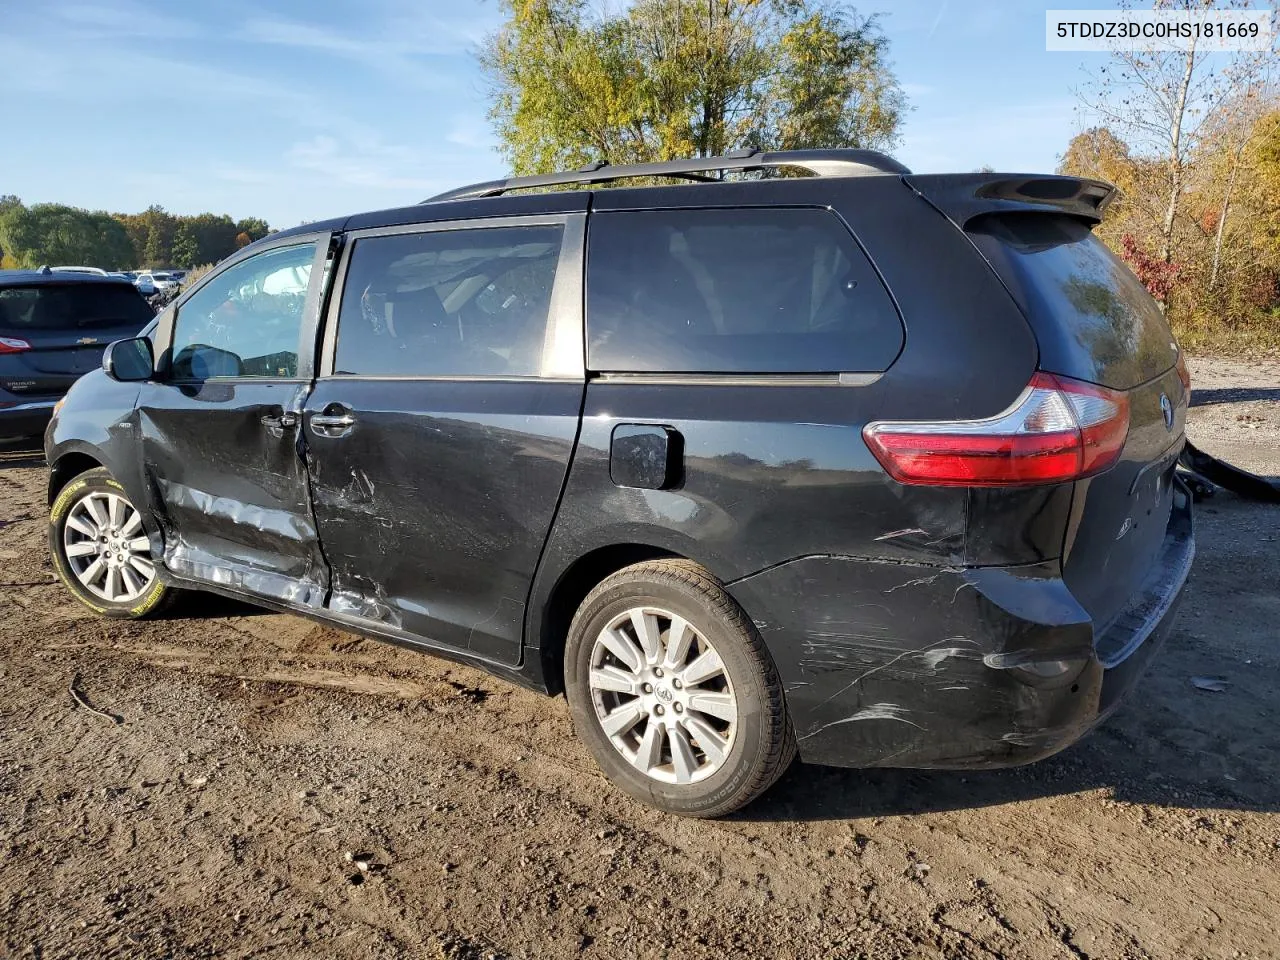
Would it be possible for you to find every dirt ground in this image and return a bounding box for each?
[1,356,1277,960]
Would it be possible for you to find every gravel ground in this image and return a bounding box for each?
[0,357,1277,959]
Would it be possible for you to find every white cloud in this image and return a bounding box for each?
[238,14,474,90]
[51,0,200,40]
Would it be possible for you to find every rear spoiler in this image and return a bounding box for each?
[904,173,1116,228]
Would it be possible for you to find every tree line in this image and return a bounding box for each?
[0,197,272,272]
[1059,0,1279,353]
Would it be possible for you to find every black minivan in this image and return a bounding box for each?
[45,150,1193,817]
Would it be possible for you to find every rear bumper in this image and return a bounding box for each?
[0,399,58,438]
[727,479,1194,769]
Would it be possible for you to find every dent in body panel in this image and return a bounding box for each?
[304,379,583,666]
[728,554,1099,769]
[134,379,330,608]
[156,479,315,542]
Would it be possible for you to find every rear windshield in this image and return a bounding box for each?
[967,214,1178,389]
[0,283,154,331]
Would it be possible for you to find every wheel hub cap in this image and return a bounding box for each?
[62,490,156,603]
[588,606,737,785]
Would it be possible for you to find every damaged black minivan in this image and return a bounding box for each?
[45,150,1193,817]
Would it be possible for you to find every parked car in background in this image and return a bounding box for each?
[49,266,108,276]
[137,272,179,294]
[43,149,1194,817]
[1,269,155,438]
[133,274,156,296]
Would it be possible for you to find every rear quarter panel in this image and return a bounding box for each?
[527,177,1052,657]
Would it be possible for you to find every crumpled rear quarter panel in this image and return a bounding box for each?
[727,556,1103,768]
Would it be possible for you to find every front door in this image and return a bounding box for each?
[304,214,586,665]
[137,236,332,606]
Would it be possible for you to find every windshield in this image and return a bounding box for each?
[0,283,155,330]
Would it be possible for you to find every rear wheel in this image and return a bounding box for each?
[565,559,794,817]
[49,467,171,618]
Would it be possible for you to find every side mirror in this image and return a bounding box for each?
[173,344,243,380]
[102,337,154,382]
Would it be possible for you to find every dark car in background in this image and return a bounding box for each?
[1,270,155,438]
[43,149,1193,817]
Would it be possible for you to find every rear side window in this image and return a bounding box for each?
[332,225,564,378]
[0,284,153,331]
[586,208,901,373]
[967,214,1178,389]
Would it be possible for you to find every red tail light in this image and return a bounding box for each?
[1175,351,1191,394]
[0,336,31,354]
[863,373,1130,487]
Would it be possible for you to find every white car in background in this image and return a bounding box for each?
[135,272,180,296]
[49,266,108,276]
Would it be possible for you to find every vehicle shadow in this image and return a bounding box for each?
[0,436,46,470]
[160,591,271,620]
[1190,386,1280,407]
[740,674,1280,823]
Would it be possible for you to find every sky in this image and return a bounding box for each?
[0,0,1134,229]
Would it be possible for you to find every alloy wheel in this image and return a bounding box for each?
[62,491,155,603]
[588,606,737,785]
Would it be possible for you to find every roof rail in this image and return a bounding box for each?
[424,148,910,203]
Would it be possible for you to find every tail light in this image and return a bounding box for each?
[863,373,1130,487]
[1175,351,1191,394]
[0,336,31,354]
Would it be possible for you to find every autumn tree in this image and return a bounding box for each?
[478,0,904,175]
[1077,0,1276,264]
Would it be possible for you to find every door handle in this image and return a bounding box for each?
[310,405,356,437]
[261,411,298,429]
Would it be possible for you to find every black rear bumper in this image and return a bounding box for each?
[0,399,58,439]
[727,480,1194,770]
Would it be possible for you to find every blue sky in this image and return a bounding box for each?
[1,0,1126,228]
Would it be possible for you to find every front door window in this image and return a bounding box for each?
[169,243,317,380]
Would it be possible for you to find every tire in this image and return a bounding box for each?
[565,559,795,817]
[49,467,172,619]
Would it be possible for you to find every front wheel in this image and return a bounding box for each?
[565,559,795,818]
[49,467,172,618]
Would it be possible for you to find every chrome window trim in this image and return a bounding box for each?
[591,372,883,387]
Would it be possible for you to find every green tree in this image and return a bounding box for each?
[171,223,200,268]
[0,202,134,269]
[0,195,23,267]
[137,205,176,268]
[181,213,238,264]
[766,6,903,152]
[235,217,271,242]
[478,0,904,175]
